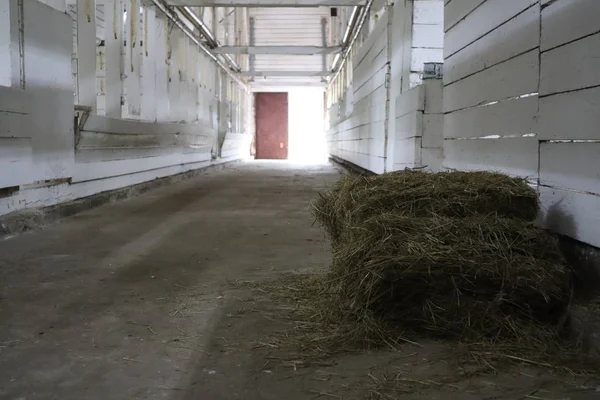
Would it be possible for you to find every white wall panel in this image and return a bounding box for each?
[422,147,443,171]
[395,111,423,140]
[422,114,443,148]
[444,0,485,32]
[412,24,444,49]
[424,80,443,114]
[414,1,444,24]
[442,0,600,250]
[444,50,538,112]
[326,11,389,174]
[443,138,538,178]
[411,48,444,71]
[539,142,600,195]
[445,0,537,57]
[539,186,600,248]
[0,137,32,188]
[444,4,539,84]
[392,137,421,167]
[540,32,600,96]
[395,85,424,118]
[541,0,600,51]
[538,87,600,140]
[444,96,538,139]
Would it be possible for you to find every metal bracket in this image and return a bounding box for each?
[74,105,92,148]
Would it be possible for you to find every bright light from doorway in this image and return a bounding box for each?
[287,88,328,164]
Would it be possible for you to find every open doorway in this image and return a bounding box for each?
[254,89,327,162]
[288,88,327,163]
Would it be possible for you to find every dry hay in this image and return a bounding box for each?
[238,170,598,373]
[330,214,570,342]
[312,170,539,241]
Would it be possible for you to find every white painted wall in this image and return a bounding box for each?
[0,1,250,217]
[326,0,444,173]
[326,10,389,173]
[442,0,540,178]
[326,0,600,250]
[443,0,600,249]
[389,79,443,171]
[410,0,444,88]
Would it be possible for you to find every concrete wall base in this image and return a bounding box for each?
[0,160,240,238]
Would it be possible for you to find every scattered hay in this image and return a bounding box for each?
[245,170,599,374]
[243,273,598,374]
[312,170,539,241]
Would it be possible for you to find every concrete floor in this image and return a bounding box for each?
[0,161,598,400]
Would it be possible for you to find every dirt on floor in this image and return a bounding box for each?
[0,161,598,400]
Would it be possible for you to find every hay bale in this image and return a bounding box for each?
[329,214,570,341]
[312,170,539,240]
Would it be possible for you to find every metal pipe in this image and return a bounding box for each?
[178,6,241,72]
[181,6,217,45]
[341,6,359,44]
[150,0,247,90]
[330,0,373,84]
[331,5,360,72]
[223,54,241,72]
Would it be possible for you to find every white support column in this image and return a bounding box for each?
[177,31,188,122]
[168,28,180,122]
[104,0,123,118]
[184,36,193,122]
[126,0,141,118]
[122,0,131,116]
[0,0,21,87]
[141,6,156,121]
[76,0,97,110]
[199,54,207,123]
[155,13,169,121]
[192,43,200,121]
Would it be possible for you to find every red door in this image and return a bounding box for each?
[255,92,289,159]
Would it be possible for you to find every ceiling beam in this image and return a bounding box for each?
[168,0,365,7]
[213,46,342,55]
[241,71,332,77]
[250,83,326,91]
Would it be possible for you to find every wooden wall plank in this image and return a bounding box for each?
[393,137,421,166]
[444,50,539,112]
[541,0,600,51]
[444,96,538,139]
[0,87,31,114]
[396,85,425,118]
[540,32,600,95]
[445,0,537,57]
[443,138,538,178]
[353,11,388,67]
[444,4,539,84]
[0,137,33,188]
[424,80,443,114]
[354,65,388,104]
[539,186,600,248]
[538,86,600,140]
[444,0,486,32]
[423,114,443,148]
[395,111,423,140]
[539,142,600,195]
